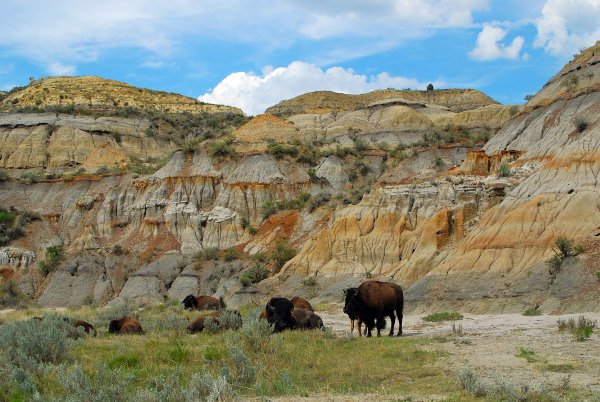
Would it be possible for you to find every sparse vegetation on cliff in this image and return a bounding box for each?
[546,237,584,277]
[0,208,40,246]
[38,244,65,275]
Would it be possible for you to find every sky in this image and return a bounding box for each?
[1,0,600,115]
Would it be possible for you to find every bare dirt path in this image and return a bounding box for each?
[320,306,600,393]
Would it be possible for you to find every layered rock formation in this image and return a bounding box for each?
[3,42,600,313]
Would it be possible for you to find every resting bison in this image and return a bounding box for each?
[182,294,225,310]
[108,317,143,335]
[343,280,403,337]
[265,297,323,332]
[68,319,97,336]
[290,296,314,312]
[187,310,242,333]
[187,311,221,333]
[259,296,314,320]
[32,316,97,336]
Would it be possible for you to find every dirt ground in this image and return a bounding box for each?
[320,307,600,393]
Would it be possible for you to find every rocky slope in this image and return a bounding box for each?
[0,76,241,114]
[2,41,600,314]
[0,77,247,172]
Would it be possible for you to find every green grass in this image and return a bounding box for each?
[515,347,542,363]
[0,305,466,400]
[422,311,463,322]
[523,307,542,316]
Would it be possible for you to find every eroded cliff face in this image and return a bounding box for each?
[272,42,600,313]
[3,49,600,313]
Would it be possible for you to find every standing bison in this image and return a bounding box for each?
[343,280,403,337]
[265,297,323,332]
[182,295,225,310]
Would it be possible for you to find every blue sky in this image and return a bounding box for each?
[1,0,599,115]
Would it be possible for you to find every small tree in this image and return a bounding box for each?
[426,83,434,91]
[546,236,584,278]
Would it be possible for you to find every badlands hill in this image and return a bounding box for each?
[0,76,248,173]
[1,43,599,314]
[0,76,241,114]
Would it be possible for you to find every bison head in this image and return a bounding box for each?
[266,297,294,333]
[182,295,197,310]
[108,319,120,334]
[343,287,361,319]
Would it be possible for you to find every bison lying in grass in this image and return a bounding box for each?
[182,294,225,310]
[187,310,242,333]
[265,297,323,332]
[259,296,313,320]
[343,280,403,337]
[108,317,143,335]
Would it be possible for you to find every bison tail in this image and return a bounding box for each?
[219,296,226,309]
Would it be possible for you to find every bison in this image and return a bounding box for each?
[108,317,143,335]
[182,294,225,310]
[67,318,97,336]
[343,280,403,337]
[290,296,314,312]
[265,297,323,332]
[260,296,314,320]
[32,316,97,336]
[187,310,242,333]
[187,311,221,333]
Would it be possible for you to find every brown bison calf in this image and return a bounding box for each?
[187,311,221,333]
[187,310,242,333]
[71,319,97,336]
[182,294,225,310]
[108,317,143,335]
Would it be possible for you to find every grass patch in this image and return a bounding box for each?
[422,311,463,322]
[558,316,597,341]
[515,347,542,363]
[523,307,542,316]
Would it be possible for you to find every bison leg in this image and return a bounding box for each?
[350,319,355,334]
[365,319,374,337]
[396,301,403,336]
[388,313,395,337]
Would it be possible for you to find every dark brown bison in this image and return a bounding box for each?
[343,280,403,337]
[259,296,313,320]
[265,297,323,332]
[108,317,143,335]
[70,319,97,336]
[182,294,225,310]
[290,296,314,312]
[291,308,323,330]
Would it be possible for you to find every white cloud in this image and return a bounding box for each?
[534,0,600,56]
[199,61,444,115]
[469,26,525,60]
[46,62,76,76]
[0,0,489,74]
